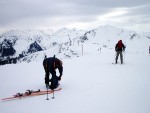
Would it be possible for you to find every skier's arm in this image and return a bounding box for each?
[58,66,63,80]
[123,44,125,51]
[56,59,63,80]
[115,44,118,51]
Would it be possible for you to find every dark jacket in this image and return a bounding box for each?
[115,40,125,51]
[43,57,63,78]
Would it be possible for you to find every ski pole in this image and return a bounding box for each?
[123,51,125,64]
[52,90,55,99]
[46,85,49,100]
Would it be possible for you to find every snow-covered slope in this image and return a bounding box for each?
[84,25,150,52]
[0,28,85,63]
[0,50,150,113]
[0,25,150,65]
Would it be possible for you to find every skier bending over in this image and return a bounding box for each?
[43,55,63,89]
[115,40,125,64]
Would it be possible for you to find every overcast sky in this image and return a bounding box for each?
[0,0,150,33]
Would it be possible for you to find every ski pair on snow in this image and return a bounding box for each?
[1,88,61,101]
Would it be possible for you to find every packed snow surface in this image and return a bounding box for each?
[0,49,150,113]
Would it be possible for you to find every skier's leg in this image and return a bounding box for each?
[45,72,50,88]
[115,51,119,63]
[120,51,123,64]
[43,62,50,87]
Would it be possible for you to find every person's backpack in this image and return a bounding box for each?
[49,76,59,90]
[117,43,123,49]
[117,40,123,49]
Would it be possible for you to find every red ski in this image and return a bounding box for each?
[1,88,62,101]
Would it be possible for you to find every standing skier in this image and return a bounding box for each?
[43,55,63,89]
[115,40,125,64]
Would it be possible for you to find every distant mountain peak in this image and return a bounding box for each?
[0,25,150,65]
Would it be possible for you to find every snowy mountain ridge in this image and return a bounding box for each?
[0,25,150,65]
